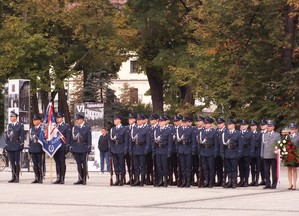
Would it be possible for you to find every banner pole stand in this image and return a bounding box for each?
[50,157,53,183]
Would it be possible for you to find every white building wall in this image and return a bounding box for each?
[110,57,152,104]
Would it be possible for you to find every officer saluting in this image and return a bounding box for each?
[5,111,25,183]
[53,112,71,184]
[29,114,44,184]
[71,113,92,185]
[152,116,173,187]
[109,114,129,186]
[129,114,151,186]
[221,119,243,189]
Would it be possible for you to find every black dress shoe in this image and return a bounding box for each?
[270,185,276,189]
[31,179,39,184]
[73,180,83,185]
[263,186,270,189]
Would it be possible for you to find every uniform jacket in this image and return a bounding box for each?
[250,131,262,158]
[288,133,299,148]
[192,127,204,156]
[239,130,254,157]
[129,125,151,155]
[71,123,92,154]
[261,131,281,159]
[215,127,227,156]
[109,125,129,154]
[57,122,71,152]
[220,129,243,159]
[176,126,195,155]
[5,122,25,152]
[29,125,43,153]
[152,126,173,155]
[198,128,217,157]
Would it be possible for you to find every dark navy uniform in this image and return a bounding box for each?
[148,115,159,185]
[238,120,254,187]
[129,121,151,186]
[53,112,71,184]
[198,120,217,187]
[126,122,136,184]
[176,119,196,187]
[220,120,243,188]
[71,116,92,185]
[192,125,204,187]
[152,120,173,187]
[29,117,44,184]
[214,118,226,187]
[5,111,25,183]
[249,121,262,186]
[109,123,129,186]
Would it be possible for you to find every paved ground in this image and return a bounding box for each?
[0,159,298,216]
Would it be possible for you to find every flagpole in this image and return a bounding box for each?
[48,90,52,183]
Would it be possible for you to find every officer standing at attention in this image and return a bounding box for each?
[214,118,227,187]
[249,120,262,186]
[29,114,44,184]
[53,112,71,184]
[129,114,151,186]
[198,117,217,188]
[147,114,159,185]
[238,119,254,187]
[177,116,195,187]
[152,116,173,187]
[109,114,129,186]
[125,114,136,184]
[259,119,268,185]
[261,120,281,189]
[5,111,25,183]
[71,113,92,185]
[221,119,243,189]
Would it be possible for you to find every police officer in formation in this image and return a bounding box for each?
[29,114,44,183]
[176,116,195,187]
[109,115,129,186]
[152,116,173,187]
[260,120,281,189]
[198,117,217,188]
[238,119,254,187]
[249,120,262,186]
[53,112,71,184]
[214,118,226,186]
[259,119,268,185]
[129,114,151,186]
[5,111,25,183]
[71,113,92,185]
[126,114,136,184]
[221,119,243,188]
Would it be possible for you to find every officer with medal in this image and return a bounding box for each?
[125,113,136,184]
[5,111,25,183]
[53,112,71,184]
[249,120,262,186]
[176,116,196,187]
[214,117,227,187]
[29,114,44,184]
[198,117,217,188]
[238,119,254,187]
[259,119,268,185]
[152,115,173,187]
[220,119,243,188]
[109,114,129,186]
[148,113,159,185]
[71,113,92,185]
[129,114,151,186]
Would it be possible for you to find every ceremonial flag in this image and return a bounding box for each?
[38,102,66,157]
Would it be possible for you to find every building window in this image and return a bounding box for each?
[130,60,138,73]
[129,88,138,104]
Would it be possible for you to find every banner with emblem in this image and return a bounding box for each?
[38,102,66,157]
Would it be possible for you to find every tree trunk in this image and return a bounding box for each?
[58,88,71,125]
[180,85,195,105]
[31,93,39,116]
[282,3,295,72]
[40,90,50,114]
[146,66,164,113]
